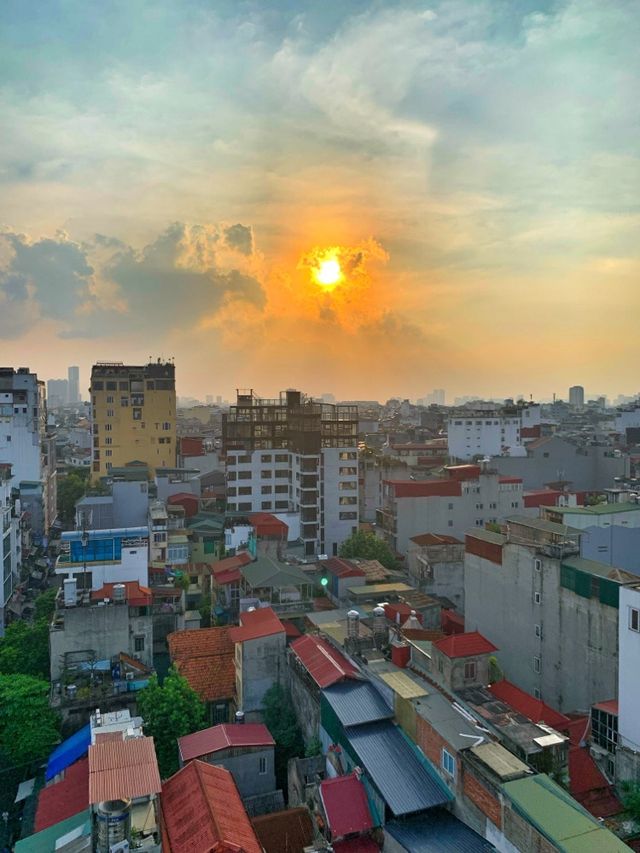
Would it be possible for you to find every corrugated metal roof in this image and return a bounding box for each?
[413,692,486,753]
[179,723,274,762]
[290,634,358,688]
[345,721,452,816]
[46,724,91,781]
[489,680,570,730]
[88,737,161,803]
[385,808,495,852]
[379,670,428,699]
[319,772,373,839]
[36,759,89,832]
[228,607,285,642]
[15,811,91,853]
[469,743,530,782]
[322,681,393,727]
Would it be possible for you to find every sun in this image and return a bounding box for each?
[313,258,343,288]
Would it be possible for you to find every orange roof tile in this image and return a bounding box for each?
[161,760,262,853]
[252,807,314,853]
[88,737,161,803]
[229,607,285,643]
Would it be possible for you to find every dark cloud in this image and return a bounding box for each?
[224,223,254,256]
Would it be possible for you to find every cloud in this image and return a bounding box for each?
[224,224,253,256]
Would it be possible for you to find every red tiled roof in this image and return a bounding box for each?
[445,464,481,480]
[211,551,252,576]
[523,489,563,508]
[34,758,89,833]
[215,567,242,585]
[333,840,379,853]
[521,425,542,439]
[282,619,302,638]
[90,580,152,606]
[89,736,161,802]
[168,627,236,702]
[441,610,465,635]
[251,512,289,538]
[384,602,423,624]
[489,680,570,731]
[498,476,523,484]
[161,760,262,853]
[385,479,462,499]
[593,699,618,715]
[409,533,462,546]
[433,631,498,659]
[229,607,285,643]
[324,557,365,579]
[290,634,358,688]
[569,747,622,818]
[179,723,274,762]
[252,806,314,853]
[320,773,373,840]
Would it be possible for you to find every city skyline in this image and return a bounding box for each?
[1,1,638,400]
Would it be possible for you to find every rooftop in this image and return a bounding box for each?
[88,736,161,803]
[550,501,640,515]
[385,808,495,852]
[319,772,373,839]
[562,555,637,583]
[506,515,582,537]
[161,760,262,853]
[469,742,531,783]
[228,607,286,643]
[489,680,570,731]
[178,723,274,762]
[168,627,236,702]
[290,633,359,688]
[413,691,488,753]
[433,631,498,659]
[90,580,152,607]
[15,811,91,853]
[322,681,393,727]
[409,533,462,547]
[323,556,366,579]
[35,758,89,833]
[241,554,312,591]
[251,807,314,853]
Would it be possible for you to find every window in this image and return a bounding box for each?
[534,592,541,604]
[134,636,145,652]
[227,487,237,497]
[105,437,112,445]
[238,487,252,495]
[339,466,357,475]
[275,470,289,478]
[261,470,272,479]
[93,381,104,390]
[339,496,357,505]
[535,624,542,638]
[106,395,114,403]
[275,485,288,494]
[133,408,142,420]
[338,481,357,490]
[238,454,251,463]
[238,471,252,480]
[261,501,272,510]
[238,502,252,511]
[261,485,272,495]
[275,500,289,510]
[275,453,289,462]
[339,451,357,460]
[441,749,456,778]
[340,511,357,520]
[106,381,117,391]
[227,471,237,481]
[630,607,640,632]
[258,756,267,774]
[106,409,114,417]
[261,454,272,463]
[120,397,129,407]
[533,656,541,673]
[162,422,171,430]
[105,450,112,457]
[448,520,454,527]
[448,503,454,511]
[464,661,476,680]
[533,687,541,700]
[534,558,542,572]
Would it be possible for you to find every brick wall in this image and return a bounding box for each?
[415,715,458,791]
[462,768,502,828]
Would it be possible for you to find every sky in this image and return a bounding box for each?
[1,0,639,403]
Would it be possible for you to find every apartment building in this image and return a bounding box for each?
[465,516,634,712]
[617,582,640,782]
[0,464,19,634]
[55,525,149,590]
[90,360,176,479]
[223,389,358,557]
[447,402,541,461]
[379,463,523,555]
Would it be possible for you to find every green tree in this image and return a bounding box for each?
[0,619,50,680]
[339,531,398,570]
[57,469,90,522]
[34,587,58,622]
[0,674,60,765]
[136,667,205,778]
[263,683,305,793]
[198,594,212,628]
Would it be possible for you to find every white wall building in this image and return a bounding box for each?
[0,467,19,634]
[615,403,640,433]
[447,403,541,461]
[55,526,149,590]
[618,584,640,762]
[0,367,46,484]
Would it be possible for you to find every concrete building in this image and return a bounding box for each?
[223,389,358,557]
[75,479,149,531]
[90,360,176,479]
[617,583,640,781]
[407,534,465,611]
[47,378,68,409]
[230,607,286,721]
[492,434,629,491]
[0,464,19,634]
[569,385,585,408]
[55,526,149,590]
[67,365,80,404]
[49,579,153,681]
[447,402,540,460]
[379,463,523,556]
[543,492,640,530]
[465,517,635,712]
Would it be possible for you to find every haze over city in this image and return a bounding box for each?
[2,0,639,400]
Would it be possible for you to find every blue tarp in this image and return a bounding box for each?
[45,724,91,781]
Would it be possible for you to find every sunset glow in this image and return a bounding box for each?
[314,258,342,288]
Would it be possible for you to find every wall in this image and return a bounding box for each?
[431,648,491,693]
[55,544,149,590]
[199,746,276,798]
[407,541,465,610]
[50,603,153,680]
[618,585,640,755]
[237,633,286,716]
[287,658,321,743]
[112,480,149,528]
[580,525,640,573]
[448,413,525,460]
[321,447,359,557]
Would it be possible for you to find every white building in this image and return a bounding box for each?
[0,465,19,634]
[0,367,46,484]
[223,390,359,557]
[617,583,640,780]
[447,402,541,461]
[615,402,640,434]
[55,526,149,590]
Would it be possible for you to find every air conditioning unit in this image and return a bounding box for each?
[125,672,134,681]
[109,842,130,853]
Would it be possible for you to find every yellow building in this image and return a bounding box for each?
[90,361,176,480]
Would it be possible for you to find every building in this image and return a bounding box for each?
[617,582,640,781]
[90,360,176,479]
[379,463,523,555]
[430,632,497,694]
[68,365,80,404]
[47,378,68,409]
[407,534,465,611]
[230,607,286,720]
[0,464,19,633]
[55,526,149,590]
[223,389,358,557]
[542,491,640,530]
[465,517,635,712]
[168,626,236,723]
[447,402,540,460]
[178,722,277,804]
[569,385,585,408]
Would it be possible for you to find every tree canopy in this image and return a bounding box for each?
[0,618,50,680]
[0,674,60,766]
[263,683,305,793]
[57,469,89,523]
[136,667,205,779]
[339,530,398,570]
[34,587,58,622]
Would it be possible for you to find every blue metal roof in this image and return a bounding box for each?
[346,721,452,816]
[45,724,91,781]
[322,680,394,727]
[386,809,495,851]
[62,527,148,540]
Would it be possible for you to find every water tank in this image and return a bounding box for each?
[235,710,245,725]
[66,684,77,699]
[63,578,77,607]
[96,799,131,853]
[113,584,126,603]
[347,610,360,639]
[373,605,387,649]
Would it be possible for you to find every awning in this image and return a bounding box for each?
[14,778,36,803]
[46,724,91,781]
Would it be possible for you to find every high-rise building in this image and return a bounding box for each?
[0,465,20,634]
[68,365,80,403]
[426,388,445,406]
[90,360,176,480]
[223,389,358,557]
[47,378,68,409]
[568,385,584,408]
